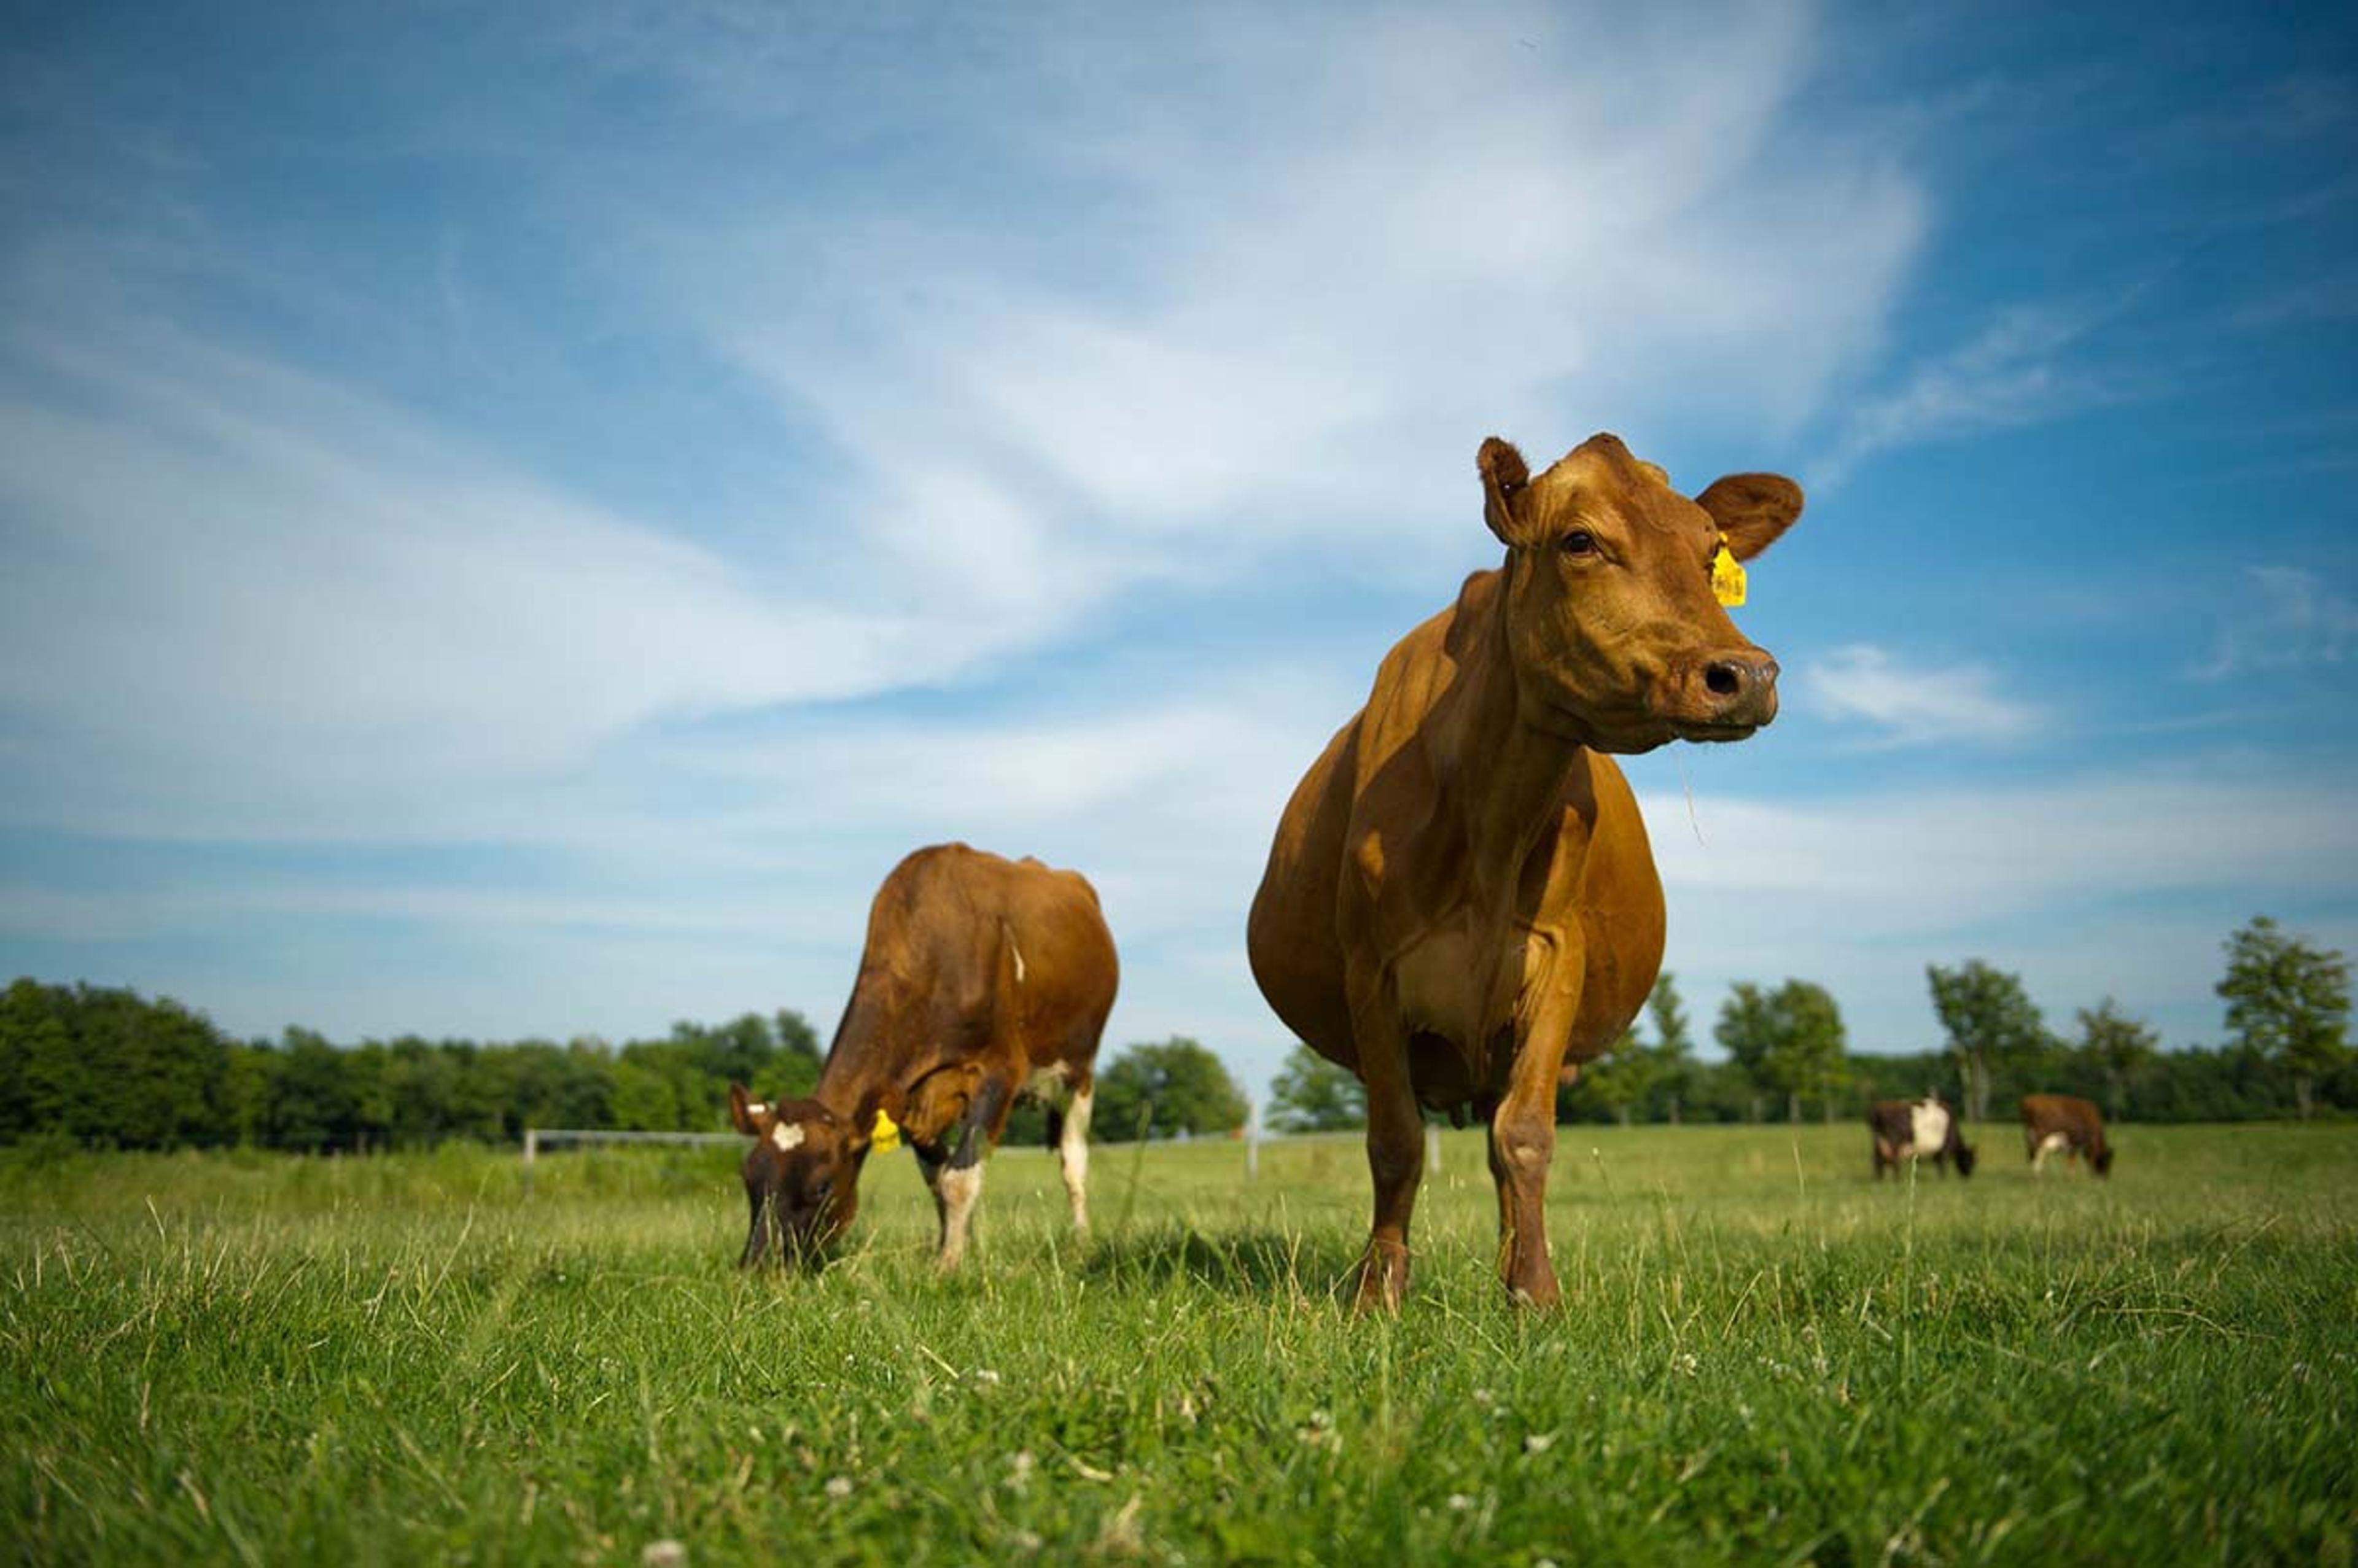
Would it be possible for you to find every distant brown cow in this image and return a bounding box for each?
[728,844,1118,1268]
[2020,1093,2114,1176]
[1248,431,1802,1311]
[1868,1096,1975,1179]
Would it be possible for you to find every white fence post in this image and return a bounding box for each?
[523,1127,538,1197]
[1245,1098,1261,1182]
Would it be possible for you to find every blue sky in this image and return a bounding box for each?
[2,0,2354,1101]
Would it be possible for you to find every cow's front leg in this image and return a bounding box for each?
[1488,1045,1564,1308]
[935,1074,1011,1271]
[1347,974,1422,1314]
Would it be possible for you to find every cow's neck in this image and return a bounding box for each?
[1447,570,1590,904]
[812,974,929,1123]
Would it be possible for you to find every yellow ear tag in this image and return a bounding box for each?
[1710,539,1747,607]
[870,1108,901,1152]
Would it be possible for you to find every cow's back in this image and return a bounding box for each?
[859,844,1118,1069]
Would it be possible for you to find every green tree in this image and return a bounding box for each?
[1586,1026,1653,1126]
[2217,917,2351,1121]
[609,1053,683,1131]
[1646,974,1696,1125]
[216,1040,278,1146]
[268,1027,357,1152]
[1928,961,2050,1123]
[1265,1046,1366,1133]
[1764,981,1845,1124]
[774,1008,822,1068]
[1093,1038,1249,1142]
[2074,998,2158,1122]
[1714,982,1778,1123]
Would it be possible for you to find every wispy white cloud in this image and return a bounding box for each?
[0,319,1043,836]
[1799,643,2042,747]
[2193,565,2358,679]
[639,0,1924,589]
[0,0,1927,844]
[1808,303,2117,487]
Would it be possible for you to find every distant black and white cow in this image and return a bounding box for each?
[1867,1096,1975,1180]
[2020,1093,2114,1177]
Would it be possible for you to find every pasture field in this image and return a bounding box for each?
[3,1124,2354,1567]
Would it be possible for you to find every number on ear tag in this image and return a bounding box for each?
[1711,540,1747,607]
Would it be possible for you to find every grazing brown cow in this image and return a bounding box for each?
[728,843,1118,1268]
[2020,1093,2114,1176]
[1868,1096,1976,1179]
[1248,432,1802,1310]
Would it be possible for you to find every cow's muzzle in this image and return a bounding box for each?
[1685,653,1780,734]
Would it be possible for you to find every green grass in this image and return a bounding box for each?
[4,1124,2355,1566]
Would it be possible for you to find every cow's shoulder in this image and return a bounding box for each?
[1352,570,1500,783]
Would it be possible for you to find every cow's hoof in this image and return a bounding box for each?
[1351,1253,1408,1315]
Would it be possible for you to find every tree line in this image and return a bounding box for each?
[5,916,2341,1151]
[0,977,1255,1154]
[1266,916,2353,1130]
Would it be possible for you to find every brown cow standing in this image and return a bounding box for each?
[728,843,1118,1268]
[2020,1093,2114,1177]
[1868,1096,1976,1179]
[1249,432,1802,1311]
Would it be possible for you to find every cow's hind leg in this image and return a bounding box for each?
[1057,1079,1094,1235]
[1347,981,1421,1314]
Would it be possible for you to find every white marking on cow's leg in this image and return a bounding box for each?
[1059,1084,1094,1234]
[936,1163,984,1270]
[2033,1130,2067,1173]
[1011,939,1027,985]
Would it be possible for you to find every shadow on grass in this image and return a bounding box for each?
[1081,1221,1363,1301]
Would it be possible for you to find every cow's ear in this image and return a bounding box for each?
[728,1082,767,1137]
[1697,473,1804,561]
[1477,437,1533,545]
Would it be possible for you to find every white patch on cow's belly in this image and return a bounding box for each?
[2039,1131,2069,1155]
[1909,1101,1950,1155]
[1023,1062,1070,1098]
[770,1120,806,1152]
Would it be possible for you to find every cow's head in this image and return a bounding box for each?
[1953,1139,1979,1178]
[2091,1145,2114,1177]
[1478,432,1804,754]
[728,1083,868,1267]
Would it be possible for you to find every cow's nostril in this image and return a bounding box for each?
[1705,662,1743,697]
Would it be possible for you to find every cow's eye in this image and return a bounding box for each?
[1558,530,1597,557]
